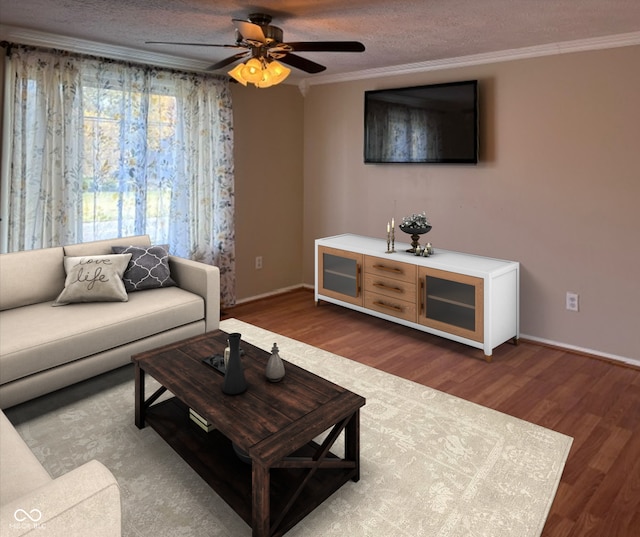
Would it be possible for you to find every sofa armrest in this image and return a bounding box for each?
[169,256,220,332]
[0,460,120,537]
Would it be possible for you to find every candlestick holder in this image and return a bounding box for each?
[391,227,396,252]
[385,231,396,253]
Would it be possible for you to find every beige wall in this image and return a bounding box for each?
[302,45,640,362]
[231,83,304,302]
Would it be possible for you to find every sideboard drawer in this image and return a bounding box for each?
[364,292,417,322]
[363,273,417,303]
[364,256,416,283]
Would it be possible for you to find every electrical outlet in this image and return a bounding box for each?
[566,292,579,312]
[255,256,263,270]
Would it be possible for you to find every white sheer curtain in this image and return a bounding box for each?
[1,45,236,306]
[1,48,84,249]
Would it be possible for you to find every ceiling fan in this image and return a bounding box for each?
[146,13,365,86]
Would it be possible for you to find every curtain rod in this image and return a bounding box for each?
[0,40,228,81]
[1,41,13,56]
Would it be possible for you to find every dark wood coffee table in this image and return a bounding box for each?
[132,329,365,537]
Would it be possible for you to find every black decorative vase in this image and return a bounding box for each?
[399,224,432,253]
[222,332,247,395]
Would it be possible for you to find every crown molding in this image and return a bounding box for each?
[0,25,213,72]
[300,31,640,88]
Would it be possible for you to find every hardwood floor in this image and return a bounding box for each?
[223,288,640,537]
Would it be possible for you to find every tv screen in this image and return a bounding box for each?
[364,80,478,164]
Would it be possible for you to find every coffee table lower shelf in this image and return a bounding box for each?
[145,397,357,537]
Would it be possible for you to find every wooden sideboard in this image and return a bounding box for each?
[315,234,519,361]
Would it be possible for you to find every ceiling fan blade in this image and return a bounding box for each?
[208,51,250,71]
[232,20,266,43]
[279,53,326,74]
[285,41,366,53]
[145,41,242,48]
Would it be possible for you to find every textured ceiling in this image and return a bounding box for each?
[1,0,640,83]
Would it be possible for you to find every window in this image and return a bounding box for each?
[81,82,177,243]
[2,46,237,305]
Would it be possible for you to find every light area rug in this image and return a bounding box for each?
[6,318,572,537]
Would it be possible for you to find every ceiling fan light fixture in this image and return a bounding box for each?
[228,63,248,86]
[257,68,272,88]
[268,60,291,83]
[240,58,263,83]
[229,58,291,88]
[257,60,291,88]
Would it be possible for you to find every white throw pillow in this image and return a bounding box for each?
[52,254,132,306]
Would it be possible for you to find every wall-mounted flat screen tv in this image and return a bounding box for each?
[364,80,478,164]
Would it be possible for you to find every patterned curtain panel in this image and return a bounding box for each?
[1,45,236,306]
[1,47,84,249]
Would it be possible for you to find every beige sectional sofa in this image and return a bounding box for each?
[0,235,220,535]
[1,411,121,536]
[0,234,220,408]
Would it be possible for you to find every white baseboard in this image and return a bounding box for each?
[520,334,640,368]
[234,288,639,368]
[234,284,310,305]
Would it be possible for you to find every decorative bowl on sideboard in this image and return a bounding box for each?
[399,224,432,252]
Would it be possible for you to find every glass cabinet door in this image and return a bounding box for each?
[318,247,363,306]
[418,267,484,342]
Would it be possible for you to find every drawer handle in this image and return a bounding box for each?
[373,300,403,313]
[373,282,404,294]
[372,264,403,275]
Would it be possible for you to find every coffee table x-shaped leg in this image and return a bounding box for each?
[251,410,361,537]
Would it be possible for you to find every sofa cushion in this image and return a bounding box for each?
[0,287,204,385]
[112,245,176,292]
[0,247,65,311]
[63,234,151,257]
[0,411,52,505]
[52,254,132,306]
